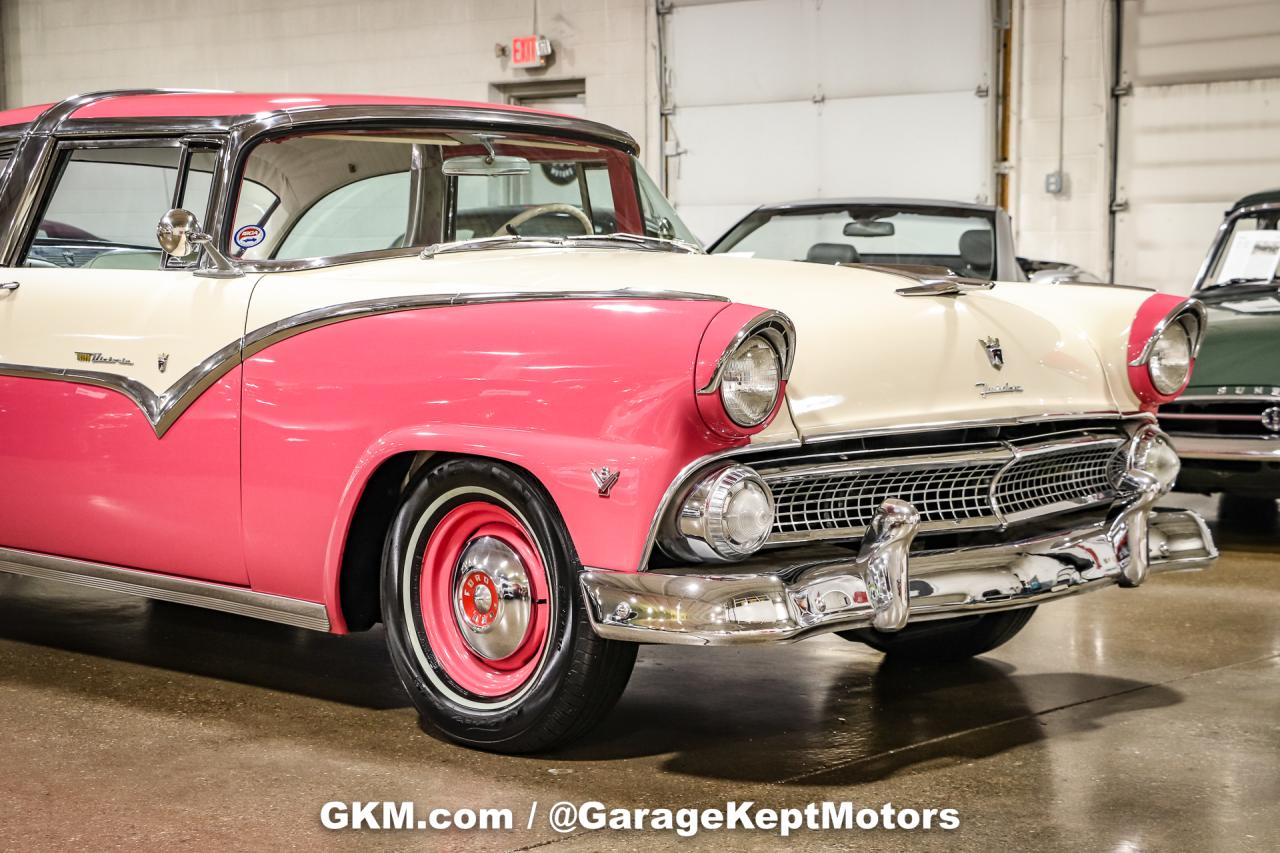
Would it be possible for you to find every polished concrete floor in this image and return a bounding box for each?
[1,493,1277,852]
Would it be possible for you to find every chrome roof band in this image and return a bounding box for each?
[0,288,727,438]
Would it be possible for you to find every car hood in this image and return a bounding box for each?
[253,250,1153,441]
[1182,288,1280,391]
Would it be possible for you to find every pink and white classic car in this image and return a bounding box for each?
[0,90,1216,752]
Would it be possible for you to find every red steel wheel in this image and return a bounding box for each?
[382,457,636,753]
[416,501,552,698]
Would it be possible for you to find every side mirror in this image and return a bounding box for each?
[156,209,242,278]
[156,208,204,257]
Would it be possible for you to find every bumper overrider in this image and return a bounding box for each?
[581,433,1218,647]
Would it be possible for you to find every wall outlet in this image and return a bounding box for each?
[1045,170,1065,194]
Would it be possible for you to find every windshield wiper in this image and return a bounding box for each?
[420,232,703,260]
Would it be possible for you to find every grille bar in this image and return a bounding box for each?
[1159,397,1280,438]
[762,436,1126,544]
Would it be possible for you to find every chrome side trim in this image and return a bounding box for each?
[1167,434,1280,460]
[581,508,1216,646]
[0,288,728,438]
[0,546,331,632]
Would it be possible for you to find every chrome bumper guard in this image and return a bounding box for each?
[581,501,1217,647]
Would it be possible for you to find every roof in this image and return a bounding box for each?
[0,90,556,128]
[754,197,999,214]
[1231,189,1280,211]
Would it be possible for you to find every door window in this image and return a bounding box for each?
[23,144,214,270]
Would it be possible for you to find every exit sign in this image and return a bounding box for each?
[511,34,552,68]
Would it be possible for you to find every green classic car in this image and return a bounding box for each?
[1159,189,1280,504]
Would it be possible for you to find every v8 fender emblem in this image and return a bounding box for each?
[591,467,621,497]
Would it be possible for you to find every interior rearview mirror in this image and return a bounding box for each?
[442,155,531,177]
[843,219,895,238]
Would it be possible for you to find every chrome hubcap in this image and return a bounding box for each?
[452,536,532,660]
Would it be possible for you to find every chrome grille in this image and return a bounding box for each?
[770,459,1005,537]
[762,437,1126,544]
[994,443,1122,519]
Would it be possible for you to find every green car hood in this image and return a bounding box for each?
[1188,287,1280,390]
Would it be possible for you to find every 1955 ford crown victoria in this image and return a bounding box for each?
[0,90,1217,752]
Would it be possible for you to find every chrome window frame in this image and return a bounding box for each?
[0,90,641,271]
[15,135,226,271]
[1192,200,1280,291]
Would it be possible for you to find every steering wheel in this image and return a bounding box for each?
[493,203,594,237]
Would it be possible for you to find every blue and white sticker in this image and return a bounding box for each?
[234,224,266,250]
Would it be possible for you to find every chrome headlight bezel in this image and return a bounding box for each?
[696,310,796,435]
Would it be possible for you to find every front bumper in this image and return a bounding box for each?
[580,507,1216,646]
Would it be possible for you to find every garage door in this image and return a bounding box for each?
[1113,0,1280,294]
[661,0,996,244]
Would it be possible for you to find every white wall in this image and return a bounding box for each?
[0,0,662,171]
[1009,0,1114,279]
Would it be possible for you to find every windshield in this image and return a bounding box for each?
[229,128,697,261]
[711,204,998,278]
[1202,207,1280,288]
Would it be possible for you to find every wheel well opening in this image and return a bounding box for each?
[336,450,560,632]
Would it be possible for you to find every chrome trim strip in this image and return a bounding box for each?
[696,309,798,394]
[0,288,728,438]
[1168,434,1280,460]
[0,546,331,632]
[581,508,1216,646]
[1158,413,1263,422]
[756,445,1013,481]
[801,411,1153,444]
[1165,394,1280,404]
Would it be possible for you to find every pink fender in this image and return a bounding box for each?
[239,298,770,631]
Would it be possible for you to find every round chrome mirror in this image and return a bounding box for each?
[156,208,201,257]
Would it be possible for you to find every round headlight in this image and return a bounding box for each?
[1148,321,1192,395]
[669,465,776,561]
[1128,428,1181,492]
[719,336,781,427]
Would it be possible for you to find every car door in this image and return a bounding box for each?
[0,138,255,584]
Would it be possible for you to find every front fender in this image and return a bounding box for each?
[238,298,745,622]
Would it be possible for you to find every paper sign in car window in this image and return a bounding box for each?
[1217,229,1280,284]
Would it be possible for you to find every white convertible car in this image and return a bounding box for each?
[0,90,1215,752]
